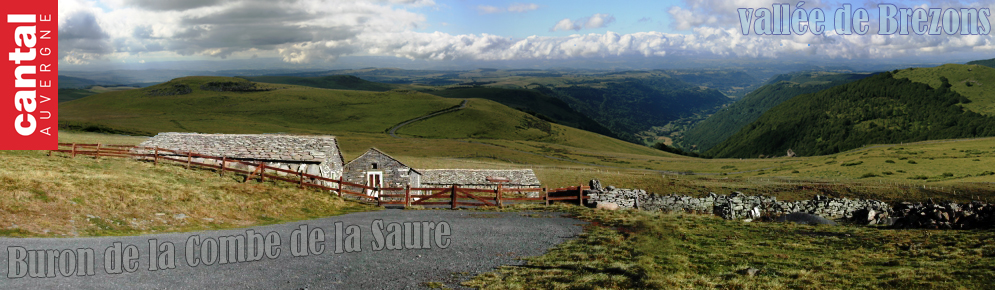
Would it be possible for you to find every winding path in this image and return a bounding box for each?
[1,210,583,289]
[388,100,468,138]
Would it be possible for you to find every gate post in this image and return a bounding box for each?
[405,185,411,208]
[451,185,457,209]
[496,184,503,208]
[220,156,226,177]
[578,183,584,206]
[543,187,549,206]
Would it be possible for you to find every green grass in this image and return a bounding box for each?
[465,205,995,289]
[894,64,995,115]
[58,88,98,102]
[60,76,461,135]
[0,131,375,237]
[241,75,399,91]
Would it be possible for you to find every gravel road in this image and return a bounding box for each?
[0,210,585,289]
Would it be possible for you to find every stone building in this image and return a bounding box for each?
[420,169,541,190]
[135,133,344,185]
[342,148,422,197]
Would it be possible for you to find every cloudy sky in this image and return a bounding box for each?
[58,0,995,68]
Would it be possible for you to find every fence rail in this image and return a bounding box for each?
[50,143,590,209]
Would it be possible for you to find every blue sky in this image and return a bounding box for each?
[56,0,995,68]
[412,0,679,37]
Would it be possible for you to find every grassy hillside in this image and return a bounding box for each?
[425,87,617,138]
[59,76,665,158]
[58,88,98,103]
[708,70,995,158]
[60,76,463,135]
[966,57,995,68]
[894,64,995,115]
[0,131,372,237]
[681,72,869,152]
[241,75,398,91]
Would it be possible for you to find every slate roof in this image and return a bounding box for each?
[420,169,541,186]
[136,132,343,164]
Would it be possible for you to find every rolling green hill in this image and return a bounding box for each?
[707,69,995,158]
[241,75,398,91]
[894,64,995,115]
[58,88,98,103]
[425,87,617,138]
[58,76,659,156]
[966,57,995,68]
[245,70,733,144]
[680,72,869,152]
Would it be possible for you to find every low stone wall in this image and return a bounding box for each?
[587,186,893,223]
[586,180,995,229]
[891,201,995,229]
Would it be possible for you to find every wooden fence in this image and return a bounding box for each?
[50,143,590,209]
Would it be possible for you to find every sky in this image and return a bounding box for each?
[57,0,995,69]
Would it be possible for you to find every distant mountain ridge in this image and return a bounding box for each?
[966,58,995,68]
[707,66,995,158]
[680,72,869,152]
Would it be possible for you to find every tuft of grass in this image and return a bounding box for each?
[841,161,864,166]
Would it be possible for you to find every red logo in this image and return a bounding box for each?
[3,1,57,150]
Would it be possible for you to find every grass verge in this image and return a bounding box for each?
[465,205,995,289]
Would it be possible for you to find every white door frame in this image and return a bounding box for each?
[366,171,383,197]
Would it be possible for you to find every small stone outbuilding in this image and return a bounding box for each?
[135,133,344,185]
[342,148,421,197]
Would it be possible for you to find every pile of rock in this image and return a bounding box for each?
[891,201,995,229]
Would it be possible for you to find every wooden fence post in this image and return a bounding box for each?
[153,148,159,166]
[543,187,549,206]
[405,185,411,207]
[298,171,304,188]
[259,162,266,182]
[451,185,458,209]
[578,183,584,206]
[186,152,192,170]
[496,184,503,208]
[337,176,343,197]
[71,143,77,158]
[220,156,226,177]
[95,143,101,160]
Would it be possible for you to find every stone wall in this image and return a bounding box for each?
[342,148,419,191]
[587,182,893,224]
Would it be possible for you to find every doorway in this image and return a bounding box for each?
[366,171,382,197]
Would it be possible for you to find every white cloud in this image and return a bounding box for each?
[57,0,995,66]
[507,3,540,13]
[478,3,539,14]
[476,5,502,14]
[550,13,615,31]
